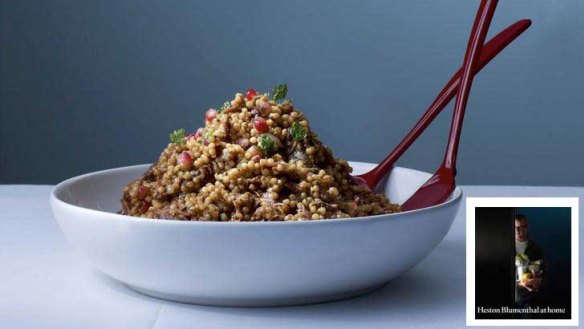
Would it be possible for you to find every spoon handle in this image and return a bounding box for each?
[361,19,530,188]
[442,0,498,173]
[400,0,500,211]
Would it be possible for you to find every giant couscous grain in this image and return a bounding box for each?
[120,85,400,221]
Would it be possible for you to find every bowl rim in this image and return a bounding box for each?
[50,162,463,226]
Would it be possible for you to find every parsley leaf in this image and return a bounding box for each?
[218,101,231,113]
[258,134,275,156]
[272,83,288,102]
[290,121,307,141]
[169,128,186,145]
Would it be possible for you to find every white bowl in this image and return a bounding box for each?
[50,162,461,306]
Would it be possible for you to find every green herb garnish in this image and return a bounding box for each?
[272,83,288,102]
[290,121,307,141]
[170,128,186,145]
[258,134,275,156]
[219,101,231,113]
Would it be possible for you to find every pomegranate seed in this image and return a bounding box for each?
[193,128,204,139]
[205,109,217,123]
[253,117,268,133]
[178,152,192,170]
[183,128,204,141]
[139,202,151,214]
[247,146,263,160]
[136,186,149,200]
[246,89,257,100]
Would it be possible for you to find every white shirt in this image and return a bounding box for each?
[515,240,529,302]
[516,240,528,255]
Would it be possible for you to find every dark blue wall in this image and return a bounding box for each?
[1,0,583,184]
[516,207,571,317]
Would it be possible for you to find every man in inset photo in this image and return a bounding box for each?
[515,214,544,314]
[472,203,574,324]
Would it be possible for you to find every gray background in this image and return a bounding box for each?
[1,0,583,185]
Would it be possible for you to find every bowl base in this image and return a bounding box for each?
[125,283,387,307]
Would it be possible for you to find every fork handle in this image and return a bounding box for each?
[360,18,531,188]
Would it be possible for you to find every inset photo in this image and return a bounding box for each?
[466,198,579,326]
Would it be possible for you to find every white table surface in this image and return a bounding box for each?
[1,185,581,329]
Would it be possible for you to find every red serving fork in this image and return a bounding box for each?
[400,0,499,211]
[353,18,531,190]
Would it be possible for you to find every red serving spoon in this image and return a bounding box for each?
[353,18,531,190]
[400,0,499,211]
